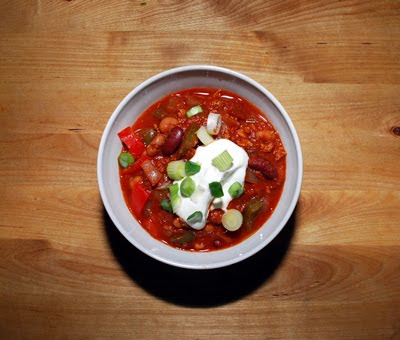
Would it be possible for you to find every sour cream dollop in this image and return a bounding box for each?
[174,139,249,230]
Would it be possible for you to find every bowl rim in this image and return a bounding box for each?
[97,65,303,269]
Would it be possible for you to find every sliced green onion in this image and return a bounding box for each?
[180,177,196,197]
[169,183,181,212]
[169,183,179,196]
[245,168,259,184]
[167,160,186,180]
[186,105,203,118]
[212,150,233,171]
[187,211,203,223]
[196,126,214,145]
[118,152,135,168]
[222,209,243,231]
[171,196,181,212]
[206,113,222,135]
[209,181,224,198]
[185,160,201,176]
[160,198,173,213]
[228,181,244,198]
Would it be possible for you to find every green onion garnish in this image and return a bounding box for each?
[169,183,181,212]
[160,198,173,213]
[196,126,214,145]
[180,177,196,197]
[212,150,233,171]
[187,211,203,223]
[169,183,179,196]
[185,160,201,176]
[171,196,181,212]
[222,209,243,231]
[118,152,135,168]
[228,182,244,198]
[209,181,224,198]
[186,105,203,118]
[167,160,186,180]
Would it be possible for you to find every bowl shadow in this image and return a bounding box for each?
[103,206,297,307]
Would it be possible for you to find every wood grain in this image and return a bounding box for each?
[1,31,399,84]
[0,0,399,34]
[1,238,399,338]
[0,0,399,339]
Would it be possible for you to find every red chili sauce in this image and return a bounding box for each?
[118,88,286,251]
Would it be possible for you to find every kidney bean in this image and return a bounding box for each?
[248,156,278,180]
[162,126,184,155]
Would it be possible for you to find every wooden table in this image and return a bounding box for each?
[1,1,399,338]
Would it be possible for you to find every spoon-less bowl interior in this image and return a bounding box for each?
[97,65,302,269]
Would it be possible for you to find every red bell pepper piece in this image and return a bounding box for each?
[130,182,150,216]
[118,127,145,159]
[118,126,133,139]
[119,154,150,176]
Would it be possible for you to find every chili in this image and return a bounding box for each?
[118,88,286,252]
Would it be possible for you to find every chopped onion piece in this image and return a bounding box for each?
[245,168,259,184]
[196,126,214,145]
[207,113,222,135]
[140,160,162,186]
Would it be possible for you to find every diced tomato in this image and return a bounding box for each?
[131,182,150,216]
[118,127,145,158]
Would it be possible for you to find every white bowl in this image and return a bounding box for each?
[97,65,302,269]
